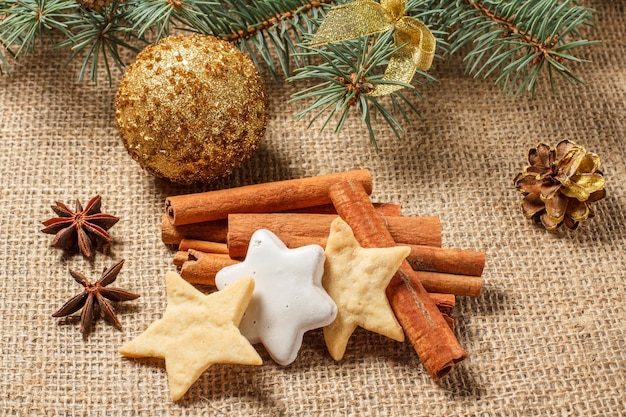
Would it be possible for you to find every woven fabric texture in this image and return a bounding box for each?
[0,1,624,416]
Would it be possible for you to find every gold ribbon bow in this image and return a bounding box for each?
[309,0,436,96]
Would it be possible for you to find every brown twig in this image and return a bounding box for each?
[222,0,336,43]
[468,0,561,64]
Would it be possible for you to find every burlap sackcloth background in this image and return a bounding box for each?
[0,1,624,415]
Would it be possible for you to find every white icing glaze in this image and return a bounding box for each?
[216,229,337,365]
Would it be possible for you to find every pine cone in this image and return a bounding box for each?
[76,0,112,10]
[514,140,606,230]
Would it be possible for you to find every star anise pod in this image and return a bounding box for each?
[41,195,119,258]
[514,140,606,230]
[52,259,140,334]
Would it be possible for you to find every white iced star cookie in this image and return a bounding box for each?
[216,229,337,366]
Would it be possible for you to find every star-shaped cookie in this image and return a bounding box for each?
[119,272,261,401]
[216,229,337,366]
[322,217,410,360]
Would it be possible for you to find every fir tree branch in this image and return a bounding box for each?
[190,0,337,78]
[58,1,142,85]
[124,0,216,39]
[289,31,429,150]
[441,0,597,96]
[0,0,605,148]
[216,0,330,43]
[0,0,76,60]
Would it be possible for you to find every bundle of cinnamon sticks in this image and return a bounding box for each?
[161,169,485,380]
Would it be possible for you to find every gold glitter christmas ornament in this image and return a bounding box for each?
[115,35,268,184]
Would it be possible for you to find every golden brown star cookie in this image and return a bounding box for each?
[119,272,261,401]
[322,217,410,360]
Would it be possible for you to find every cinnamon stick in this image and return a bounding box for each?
[286,202,403,216]
[178,239,228,254]
[162,214,228,245]
[173,250,190,266]
[442,314,455,332]
[422,293,455,314]
[179,250,239,285]
[328,180,467,380]
[177,250,455,311]
[414,270,482,297]
[161,204,401,246]
[427,294,455,330]
[407,245,484,277]
[227,222,482,278]
[165,169,373,226]
[227,213,442,258]
[174,250,479,296]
